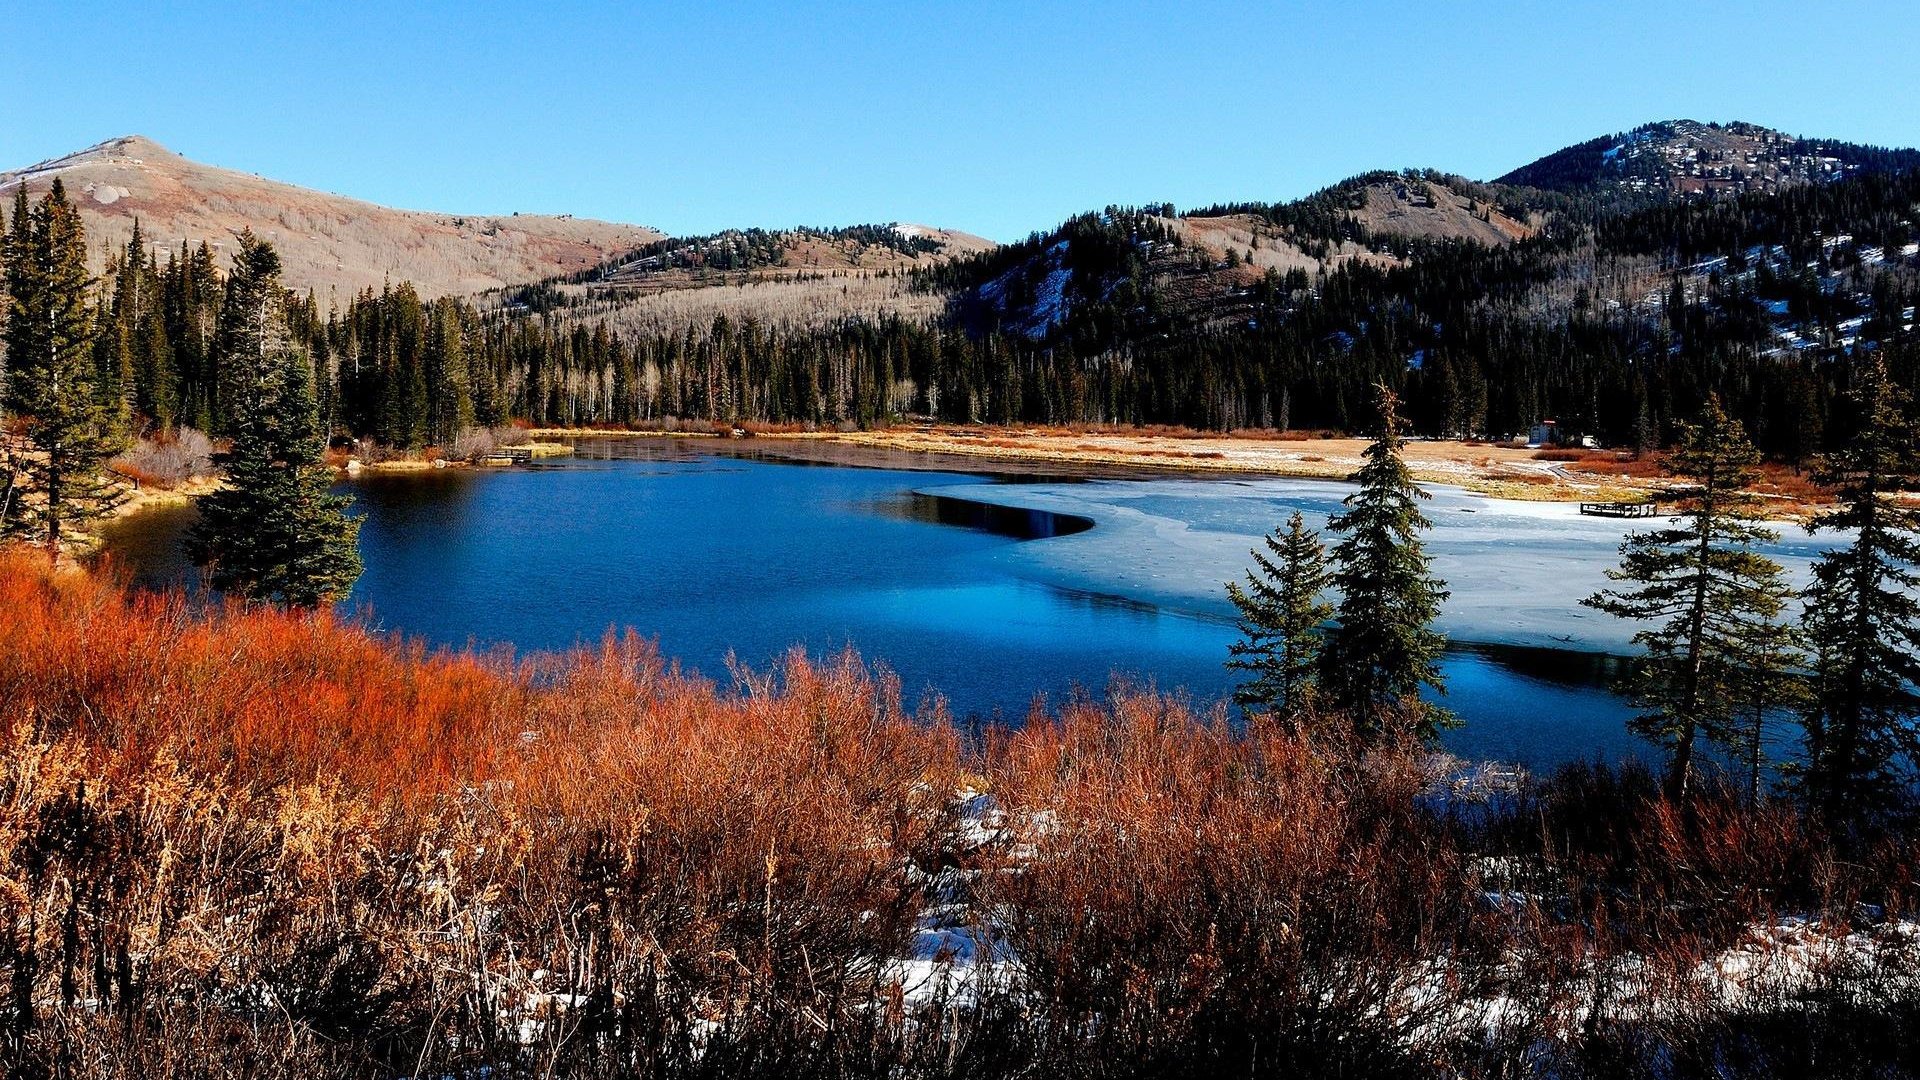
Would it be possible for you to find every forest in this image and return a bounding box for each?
[38,149,1916,466]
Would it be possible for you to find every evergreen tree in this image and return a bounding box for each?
[134,290,177,429]
[111,220,178,429]
[1583,397,1798,797]
[1799,359,1920,822]
[1319,384,1452,742]
[191,234,361,606]
[1,181,126,560]
[1226,511,1331,720]
[423,296,473,446]
[211,230,288,438]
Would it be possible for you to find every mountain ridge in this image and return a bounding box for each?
[0,135,669,300]
[0,135,1000,307]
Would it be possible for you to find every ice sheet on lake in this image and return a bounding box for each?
[919,478,1844,655]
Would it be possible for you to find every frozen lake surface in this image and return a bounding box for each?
[929,476,1840,654]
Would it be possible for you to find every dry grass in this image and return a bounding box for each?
[108,428,216,489]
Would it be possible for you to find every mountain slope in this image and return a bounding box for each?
[0,135,666,299]
[948,171,1542,337]
[583,223,996,293]
[1496,119,1920,201]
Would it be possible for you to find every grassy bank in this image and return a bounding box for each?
[534,423,1671,503]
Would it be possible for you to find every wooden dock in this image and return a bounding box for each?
[1579,501,1660,518]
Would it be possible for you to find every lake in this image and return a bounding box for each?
[99,437,1844,769]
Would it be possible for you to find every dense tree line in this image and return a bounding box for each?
[1,185,358,601]
[35,155,1914,469]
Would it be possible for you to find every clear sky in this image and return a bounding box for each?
[3,1,1916,242]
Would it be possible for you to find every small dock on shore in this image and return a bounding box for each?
[1579,500,1660,518]
[482,442,574,468]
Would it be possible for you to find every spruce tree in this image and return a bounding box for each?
[1227,511,1331,720]
[1583,397,1798,797]
[191,234,361,606]
[111,220,178,429]
[1319,384,1452,742]
[1,181,126,560]
[1799,358,1920,822]
[423,296,473,446]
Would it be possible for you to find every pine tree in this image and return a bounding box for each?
[1798,358,1920,822]
[134,291,177,429]
[111,220,178,429]
[1227,511,1331,720]
[190,234,361,606]
[1,181,126,560]
[423,296,473,446]
[1319,384,1452,742]
[1583,397,1797,797]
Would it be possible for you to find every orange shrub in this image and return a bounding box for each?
[0,553,1914,1077]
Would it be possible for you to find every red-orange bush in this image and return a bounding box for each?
[0,553,1915,1078]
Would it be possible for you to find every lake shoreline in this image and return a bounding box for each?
[532,424,1668,504]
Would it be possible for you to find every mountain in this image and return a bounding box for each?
[496,223,998,333]
[939,120,1920,342]
[581,223,997,293]
[943,170,1543,338]
[1496,119,1920,202]
[837,116,1920,440]
[0,136,1000,314]
[33,117,1912,454]
[0,135,666,300]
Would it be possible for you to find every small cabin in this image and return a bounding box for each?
[1526,420,1600,449]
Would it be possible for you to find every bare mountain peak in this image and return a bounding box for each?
[88,133,175,158]
[1,136,664,298]
[10,134,174,179]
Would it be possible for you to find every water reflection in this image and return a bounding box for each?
[94,502,204,592]
[873,492,1095,540]
[1456,641,1633,688]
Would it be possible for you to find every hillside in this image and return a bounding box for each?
[496,222,998,333]
[585,223,997,291]
[934,120,1918,348]
[1497,119,1920,203]
[940,171,1542,338]
[0,135,665,299]
[17,117,1917,452]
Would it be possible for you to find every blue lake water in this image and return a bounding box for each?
[104,436,1796,769]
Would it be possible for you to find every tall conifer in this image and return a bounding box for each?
[1583,397,1798,797]
[191,234,361,606]
[1227,511,1332,721]
[1799,359,1920,821]
[1320,384,1452,742]
[1,181,126,559]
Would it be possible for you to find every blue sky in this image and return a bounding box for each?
[3,1,1916,242]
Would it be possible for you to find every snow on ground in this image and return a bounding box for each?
[978,241,1072,339]
[919,477,1845,655]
